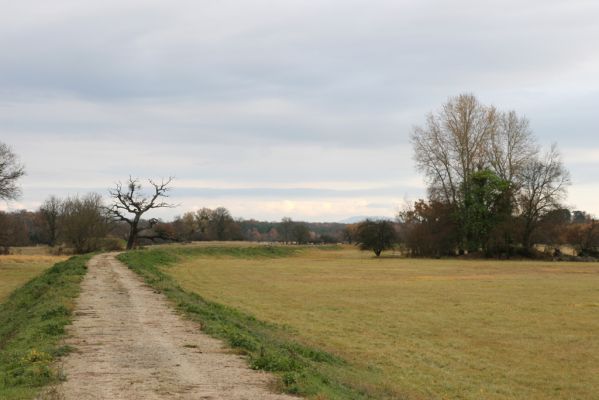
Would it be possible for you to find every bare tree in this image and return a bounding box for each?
[107,177,175,250]
[411,94,497,205]
[488,110,538,188]
[40,196,63,246]
[0,142,25,200]
[518,145,570,250]
[61,193,109,253]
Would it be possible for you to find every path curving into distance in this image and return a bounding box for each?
[58,253,296,400]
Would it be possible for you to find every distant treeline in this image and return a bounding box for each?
[2,94,599,258]
[0,202,347,253]
[2,199,598,259]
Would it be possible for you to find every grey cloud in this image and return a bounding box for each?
[1,0,598,219]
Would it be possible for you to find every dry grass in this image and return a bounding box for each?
[163,245,599,399]
[0,252,68,302]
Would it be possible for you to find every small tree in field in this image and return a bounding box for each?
[355,219,398,257]
[107,177,175,250]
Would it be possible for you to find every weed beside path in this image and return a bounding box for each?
[0,255,90,399]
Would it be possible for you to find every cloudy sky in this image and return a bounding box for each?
[1,0,598,221]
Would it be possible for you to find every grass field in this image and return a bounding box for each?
[0,252,68,302]
[134,244,599,399]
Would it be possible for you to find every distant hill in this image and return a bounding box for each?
[338,216,391,224]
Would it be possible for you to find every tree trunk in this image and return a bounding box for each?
[126,218,140,250]
[522,219,534,253]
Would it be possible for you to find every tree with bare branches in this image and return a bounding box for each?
[518,145,570,250]
[411,94,497,206]
[0,142,25,201]
[107,177,175,250]
[40,195,62,246]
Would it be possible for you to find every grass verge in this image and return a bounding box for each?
[118,247,371,399]
[0,255,90,399]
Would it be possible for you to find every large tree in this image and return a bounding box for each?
[411,94,496,206]
[0,142,25,201]
[107,177,175,250]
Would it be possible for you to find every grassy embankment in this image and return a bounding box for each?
[0,255,89,399]
[119,245,599,400]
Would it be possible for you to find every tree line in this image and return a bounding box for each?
[0,201,345,253]
[0,160,345,251]
[1,94,598,257]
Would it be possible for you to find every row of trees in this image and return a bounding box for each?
[346,210,599,258]
[0,194,109,253]
[169,213,340,244]
[0,200,343,252]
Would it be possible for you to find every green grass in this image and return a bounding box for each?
[118,246,371,399]
[121,244,599,400]
[0,255,90,399]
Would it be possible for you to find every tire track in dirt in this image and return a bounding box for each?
[58,253,297,399]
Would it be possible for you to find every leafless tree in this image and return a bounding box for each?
[488,110,538,188]
[61,193,109,253]
[0,142,25,200]
[518,145,570,250]
[40,195,63,246]
[107,177,175,250]
[411,93,497,205]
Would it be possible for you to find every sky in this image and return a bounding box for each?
[1,0,598,222]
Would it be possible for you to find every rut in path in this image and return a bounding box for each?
[57,253,296,400]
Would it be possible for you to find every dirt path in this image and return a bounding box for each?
[57,253,296,400]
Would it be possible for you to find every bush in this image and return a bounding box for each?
[355,219,399,257]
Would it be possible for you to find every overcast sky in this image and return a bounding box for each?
[1,0,598,222]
